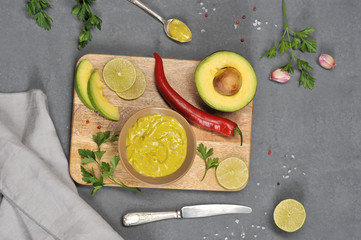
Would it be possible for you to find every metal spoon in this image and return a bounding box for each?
[127,0,191,43]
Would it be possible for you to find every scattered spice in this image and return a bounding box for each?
[236,20,240,24]
[241,38,245,42]
[253,7,257,11]
[268,151,272,155]
[277,182,280,185]
[97,125,101,129]
[242,15,246,19]
[205,13,208,17]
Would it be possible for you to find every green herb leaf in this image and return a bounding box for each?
[299,70,316,90]
[25,0,53,30]
[301,39,317,53]
[110,156,120,170]
[296,27,315,38]
[280,59,294,74]
[95,150,106,161]
[278,38,290,54]
[101,162,113,177]
[261,45,277,59]
[73,0,102,49]
[197,143,220,181]
[80,131,140,195]
[296,58,313,71]
[292,37,301,50]
[197,143,214,161]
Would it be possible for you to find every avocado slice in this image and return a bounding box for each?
[195,51,257,112]
[75,59,96,110]
[88,70,120,121]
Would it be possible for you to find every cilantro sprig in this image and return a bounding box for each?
[79,131,141,195]
[261,0,317,90]
[25,0,53,30]
[72,0,102,49]
[197,143,219,181]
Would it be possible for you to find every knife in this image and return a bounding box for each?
[122,204,252,226]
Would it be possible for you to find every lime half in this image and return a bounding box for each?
[216,157,249,190]
[273,199,306,232]
[116,68,147,100]
[103,58,136,92]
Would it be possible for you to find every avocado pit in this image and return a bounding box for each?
[213,67,242,96]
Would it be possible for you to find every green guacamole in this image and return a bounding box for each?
[126,114,187,177]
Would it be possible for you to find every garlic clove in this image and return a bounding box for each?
[270,69,290,83]
[318,54,335,70]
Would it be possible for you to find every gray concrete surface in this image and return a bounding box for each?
[1,0,360,239]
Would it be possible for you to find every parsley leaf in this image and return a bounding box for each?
[280,59,294,74]
[25,0,53,30]
[300,39,317,53]
[296,58,313,71]
[72,0,102,49]
[261,45,277,59]
[278,38,290,54]
[197,143,219,181]
[296,27,315,38]
[300,70,316,90]
[79,131,141,194]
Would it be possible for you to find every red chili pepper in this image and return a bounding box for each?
[242,15,246,19]
[236,20,240,24]
[97,125,101,129]
[205,13,208,17]
[241,38,245,42]
[268,151,272,155]
[153,53,243,145]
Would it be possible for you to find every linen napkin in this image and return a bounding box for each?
[0,90,123,240]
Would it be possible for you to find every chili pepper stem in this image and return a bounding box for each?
[234,125,243,146]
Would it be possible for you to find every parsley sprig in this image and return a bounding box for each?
[79,131,141,195]
[262,0,317,89]
[197,143,219,181]
[72,0,102,49]
[25,0,53,30]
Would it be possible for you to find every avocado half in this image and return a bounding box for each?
[195,51,257,112]
[88,70,120,121]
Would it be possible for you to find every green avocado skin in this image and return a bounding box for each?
[195,51,257,112]
[75,59,96,111]
[88,70,120,121]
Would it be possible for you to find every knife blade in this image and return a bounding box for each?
[123,204,252,226]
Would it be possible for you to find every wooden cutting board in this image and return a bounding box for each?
[69,53,254,191]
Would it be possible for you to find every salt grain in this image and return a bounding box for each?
[284,175,290,179]
[205,9,208,12]
[201,29,206,33]
[198,12,202,15]
[231,232,234,236]
[257,182,260,186]
[282,164,287,168]
[303,172,306,175]
[200,2,203,6]
[265,22,268,24]
[234,24,238,29]
[75,129,81,136]
[265,212,267,215]
[254,235,257,238]
[257,225,260,229]
[235,219,240,224]
[288,169,292,174]
[215,233,219,236]
[257,27,261,30]
[261,227,266,230]
[202,6,205,10]
[257,21,261,25]
[251,225,255,228]
[294,167,297,170]
[213,8,216,11]
[253,22,257,27]
[291,154,295,159]
[225,237,228,240]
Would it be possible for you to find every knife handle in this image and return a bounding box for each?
[123,210,181,226]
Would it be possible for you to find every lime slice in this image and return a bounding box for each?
[216,157,249,190]
[273,199,306,232]
[116,68,147,100]
[103,58,136,92]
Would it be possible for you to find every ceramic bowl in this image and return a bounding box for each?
[118,107,196,185]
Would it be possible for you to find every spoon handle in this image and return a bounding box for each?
[128,0,166,24]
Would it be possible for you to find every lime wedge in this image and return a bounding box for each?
[116,68,147,100]
[216,157,249,190]
[103,58,136,92]
[273,199,306,232]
